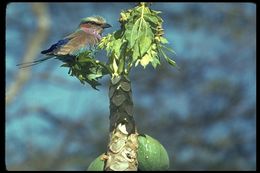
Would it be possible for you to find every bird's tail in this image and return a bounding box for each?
[16,56,54,69]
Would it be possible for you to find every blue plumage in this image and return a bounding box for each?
[16,38,71,68]
[41,39,69,55]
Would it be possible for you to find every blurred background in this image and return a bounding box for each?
[5,3,256,171]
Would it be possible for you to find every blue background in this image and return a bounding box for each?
[6,3,256,170]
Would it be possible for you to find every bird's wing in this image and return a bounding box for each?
[55,29,100,56]
[17,30,98,68]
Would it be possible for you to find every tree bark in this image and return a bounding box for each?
[104,75,138,171]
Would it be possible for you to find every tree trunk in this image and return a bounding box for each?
[104,75,138,171]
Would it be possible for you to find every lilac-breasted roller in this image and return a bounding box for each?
[17,16,111,68]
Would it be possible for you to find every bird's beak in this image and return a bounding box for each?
[103,23,112,28]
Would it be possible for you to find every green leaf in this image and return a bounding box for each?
[132,42,140,62]
[74,63,80,70]
[86,79,101,90]
[135,59,140,67]
[60,51,109,90]
[130,18,142,48]
[139,35,152,58]
[87,71,102,80]
[151,9,162,15]
[151,56,160,68]
[159,48,177,67]
[160,37,168,44]
[144,14,158,24]
[114,29,124,39]
[140,53,152,68]
[77,57,94,63]
[97,2,177,74]
[112,38,123,58]
[161,45,176,55]
[112,58,118,74]
[166,57,177,67]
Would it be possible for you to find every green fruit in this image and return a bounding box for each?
[87,154,105,171]
[137,134,170,171]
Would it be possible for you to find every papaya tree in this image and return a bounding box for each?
[62,2,176,171]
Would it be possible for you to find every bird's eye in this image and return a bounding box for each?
[88,21,96,25]
[87,21,103,26]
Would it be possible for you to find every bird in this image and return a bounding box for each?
[17,16,111,68]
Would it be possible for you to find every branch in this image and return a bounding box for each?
[6,3,50,105]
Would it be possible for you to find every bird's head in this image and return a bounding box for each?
[79,16,111,34]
